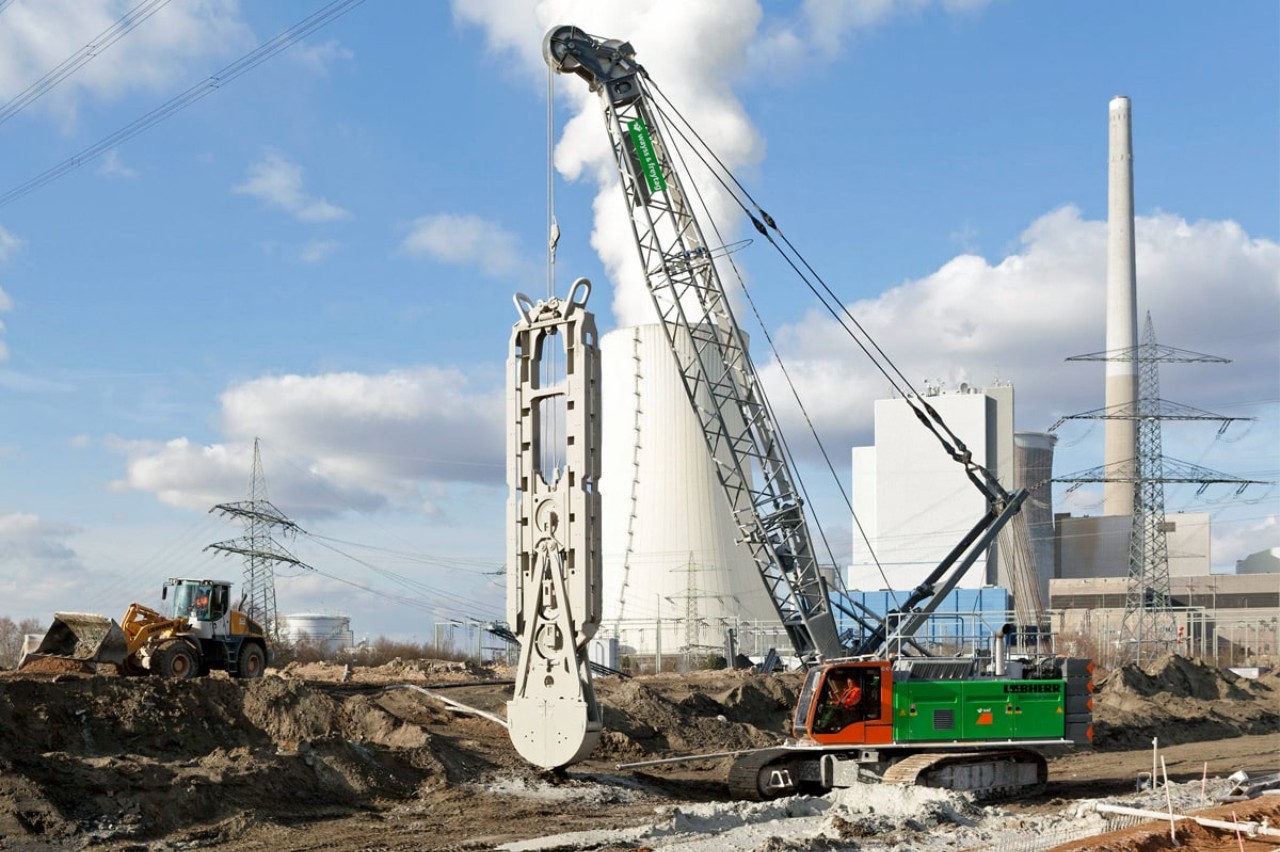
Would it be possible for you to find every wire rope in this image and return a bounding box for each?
[0,0,368,209]
[0,0,175,128]
[647,79,1001,503]
[546,62,559,300]
[642,82,906,602]
[644,94,859,592]
[541,64,563,477]
[305,536,502,620]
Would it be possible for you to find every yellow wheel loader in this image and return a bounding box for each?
[20,577,270,680]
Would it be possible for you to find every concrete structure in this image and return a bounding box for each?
[1104,95,1139,516]
[1014,432,1058,603]
[598,324,783,657]
[850,382,1015,592]
[1054,511,1211,580]
[1237,548,1280,575]
[280,613,354,655]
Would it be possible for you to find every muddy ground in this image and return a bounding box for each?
[0,655,1275,851]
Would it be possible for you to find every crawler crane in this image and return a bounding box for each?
[543,25,1093,799]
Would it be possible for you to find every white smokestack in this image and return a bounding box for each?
[1104,96,1138,516]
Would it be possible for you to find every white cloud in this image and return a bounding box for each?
[109,366,506,518]
[453,0,985,326]
[233,150,350,223]
[0,226,21,263]
[292,39,354,75]
[97,148,137,178]
[761,207,1280,451]
[1211,515,1279,571]
[300,239,341,263]
[401,214,524,277]
[0,511,90,615]
[0,0,252,128]
[0,225,18,361]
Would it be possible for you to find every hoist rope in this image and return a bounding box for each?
[645,98,849,593]
[543,63,562,474]
[546,63,558,300]
[640,76,1022,604]
[646,78,1008,506]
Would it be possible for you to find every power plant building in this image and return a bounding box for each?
[598,324,786,658]
[1055,512,1211,580]
[849,382,1020,593]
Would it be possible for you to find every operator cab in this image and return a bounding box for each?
[794,660,894,746]
[165,578,232,630]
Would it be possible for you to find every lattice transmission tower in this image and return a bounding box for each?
[1053,314,1261,665]
[206,438,310,639]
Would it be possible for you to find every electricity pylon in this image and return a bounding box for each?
[1053,314,1261,664]
[206,438,309,639]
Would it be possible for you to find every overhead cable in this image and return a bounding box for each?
[0,0,368,209]
[0,0,176,128]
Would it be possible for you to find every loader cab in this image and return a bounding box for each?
[794,660,894,746]
[166,578,232,625]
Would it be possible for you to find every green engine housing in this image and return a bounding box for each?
[893,677,1066,741]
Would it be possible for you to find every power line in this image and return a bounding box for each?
[0,0,368,209]
[306,533,502,573]
[305,536,502,620]
[0,0,175,128]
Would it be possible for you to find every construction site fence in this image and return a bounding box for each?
[1050,606,1279,671]
[456,607,1276,674]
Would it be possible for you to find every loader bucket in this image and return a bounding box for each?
[18,612,129,670]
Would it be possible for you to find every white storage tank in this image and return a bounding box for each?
[599,324,784,659]
[280,613,355,655]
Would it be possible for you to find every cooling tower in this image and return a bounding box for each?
[1104,96,1138,516]
[1013,432,1058,603]
[599,324,784,659]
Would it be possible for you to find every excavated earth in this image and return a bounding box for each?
[0,655,1275,851]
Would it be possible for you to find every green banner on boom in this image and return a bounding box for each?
[627,118,666,194]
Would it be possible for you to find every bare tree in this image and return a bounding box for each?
[0,616,45,669]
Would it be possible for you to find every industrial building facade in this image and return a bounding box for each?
[849,382,1021,593]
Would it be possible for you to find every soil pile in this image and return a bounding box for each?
[0,656,1273,849]
[0,672,459,847]
[594,670,803,761]
[1093,655,1279,749]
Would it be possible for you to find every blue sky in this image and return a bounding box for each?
[0,1,1276,643]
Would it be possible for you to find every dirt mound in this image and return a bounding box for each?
[1094,655,1279,750]
[1102,654,1257,702]
[0,674,448,847]
[593,670,802,760]
[281,656,494,685]
[0,656,1272,850]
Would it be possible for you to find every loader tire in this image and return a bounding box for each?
[237,643,266,679]
[121,656,150,677]
[154,641,199,680]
